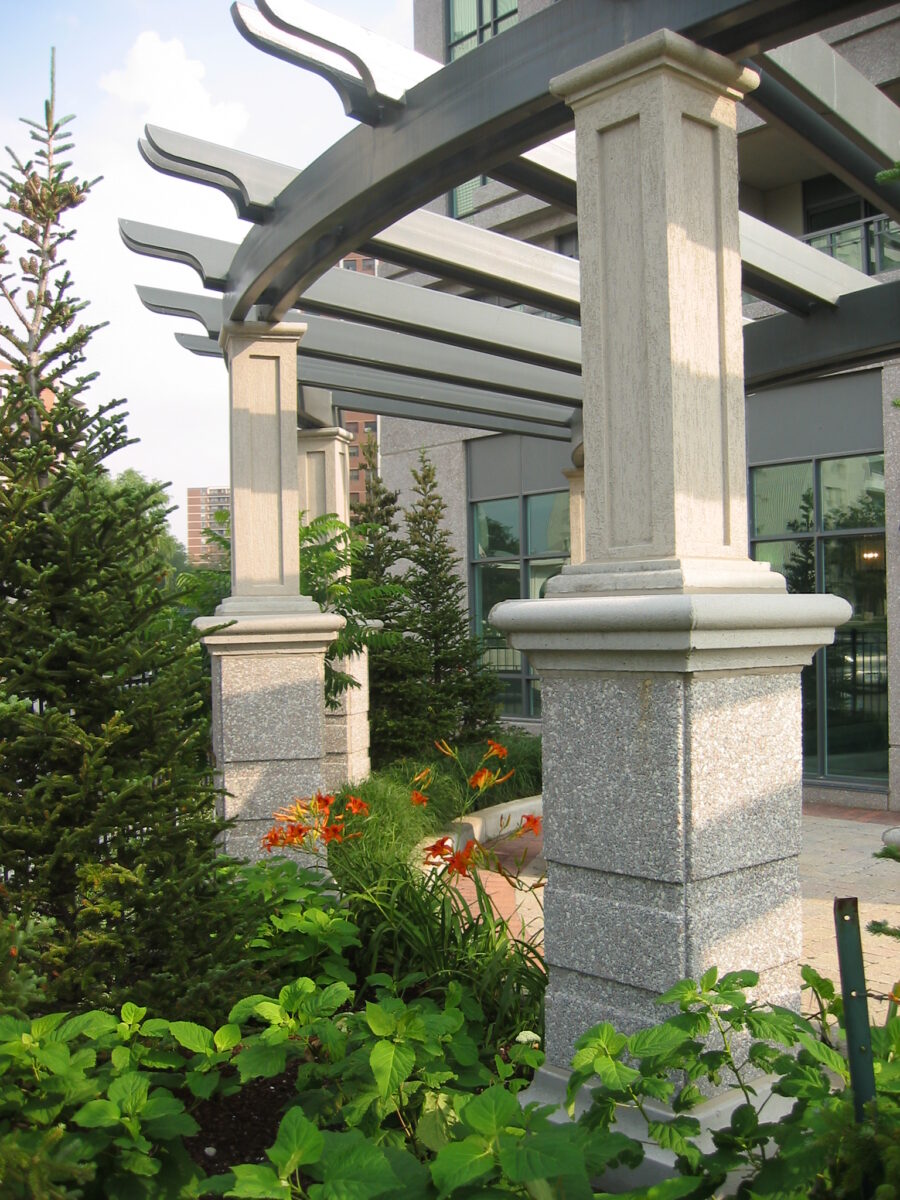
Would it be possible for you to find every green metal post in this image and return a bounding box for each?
[834,897,876,1122]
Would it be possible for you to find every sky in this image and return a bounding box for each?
[0,0,414,544]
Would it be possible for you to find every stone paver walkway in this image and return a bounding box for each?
[456,805,900,1023]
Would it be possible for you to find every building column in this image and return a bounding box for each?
[492,31,850,1076]
[298,425,353,525]
[297,424,371,788]
[196,322,343,860]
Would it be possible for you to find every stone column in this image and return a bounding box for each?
[297,425,371,788]
[491,30,850,1074]
[298,425,352,525]
[196,322,343,860]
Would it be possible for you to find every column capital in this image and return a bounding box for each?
[550,28,759,108]
[219,320,308,359]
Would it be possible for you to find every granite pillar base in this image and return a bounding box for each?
[491,590,850,1067]
[196,600,343,860]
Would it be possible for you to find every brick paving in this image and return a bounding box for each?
[455,805,900,1023]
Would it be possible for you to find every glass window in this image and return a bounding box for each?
[751,462,813,537]
[753,539,815,595]
[527,491,570,555]
[473,562,521,671]
[821,454,885,529]
[528,559,564,600]
[750,455,887,785]
[473,498,519,558]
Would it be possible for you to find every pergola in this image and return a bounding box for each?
[124,0,899,1164]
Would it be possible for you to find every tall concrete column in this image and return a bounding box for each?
[297,425,371,789]
[492,31,850,1074]
[196,322,343,860]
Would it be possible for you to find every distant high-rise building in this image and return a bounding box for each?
[187,486,230,564]
[336,254,378,511]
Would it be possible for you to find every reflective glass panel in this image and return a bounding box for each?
[801,663,818,777]
[875,219,900,272]
[528,559,564,600]
[496,676,524,716]
[527,491,570,555]
[821,454,885,530]
[473,562,521,671]
[528,678,542,718]
[823,534,887,779]
[751,462,813,537]
[449,0,478,41]
[752,539,815,595]
[473,498,519,558]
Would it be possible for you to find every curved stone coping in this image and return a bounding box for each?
[418,795,544,862]
[194,612,344,635]
[490,592,851,635]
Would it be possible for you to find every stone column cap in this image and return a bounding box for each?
[297,425,354,444]
[219,319,308,355]
[195,594,344,653]
[550,27,760,107]
[490,591,851,673]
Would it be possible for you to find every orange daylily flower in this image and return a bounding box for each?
[494,769,514,786]
[485,739,508,760]
[519,813,542,837]
[345,795,370,817]
[469,767,492,790]
[434,739,454,757]
[412,766,434,787]
[423,836,453,863]
[310,792,335,815]
[446,839,476,878]
[321,823,346,844]
[411,790,429,807]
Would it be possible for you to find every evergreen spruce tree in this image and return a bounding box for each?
[400,451,499,748]
[0,59,258,1018]
[349,437,431,765]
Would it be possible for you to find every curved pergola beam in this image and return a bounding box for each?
[223,0,890,320]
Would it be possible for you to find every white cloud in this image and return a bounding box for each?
[100,31,248,146]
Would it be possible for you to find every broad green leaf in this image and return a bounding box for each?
[34,1042,71,1075]
[121,1150,161,1176]
[228,1163,292,1197]
[187,1069,220,1099]
[497,1129,586,1182]
[215,1023,243,1052]
[254,1002,287,1026]
[430,1135,495,1197]
[317,981,353,1015]
[462,1086,522,1138]
[597,1177,705,1200]
[416,1093,459,1152]
[655,980,699,1008]
[74,1098,121,1128]
[229,994,273,1024]
[646,1117,701,1159]
[111,1045,132,1072]
[369,1039,415,1099]
[796,1032,851,1082]
[308,1130,398,1200]
[108,1071,150,1116]
[120,1003,147,1025]
[365,1002,398,1038]
[169,1021,215,1055]
[699,967,718,991]
[593,1056,641,1091]
[30,1013,66,1039]
[267,1107,324,1177]
[716,970,759,991]
[627,1024,691,1061]
[58,1011,118,1041]
[236,1041,288,1082]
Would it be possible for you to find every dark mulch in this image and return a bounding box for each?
[184,1069,299,1175]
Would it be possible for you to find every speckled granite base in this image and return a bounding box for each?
[540,669,804,1065]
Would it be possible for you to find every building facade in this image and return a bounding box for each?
[378,0,900,806]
